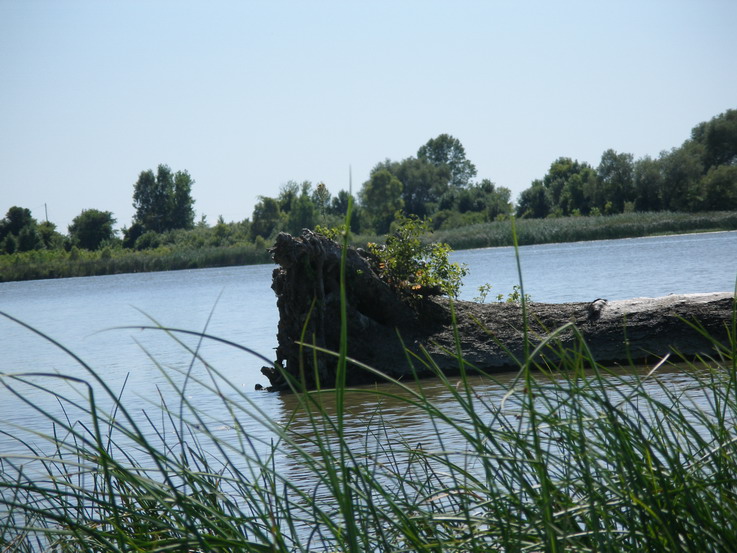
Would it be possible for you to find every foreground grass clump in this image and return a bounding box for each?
[2,303,737,552]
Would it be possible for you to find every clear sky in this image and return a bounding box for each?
[2,0,736,233]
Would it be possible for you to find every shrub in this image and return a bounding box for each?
[368,214,468,298]
[135,230,162,250]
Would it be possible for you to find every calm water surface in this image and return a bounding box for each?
[455,230,737,302]
[1,231,736,473]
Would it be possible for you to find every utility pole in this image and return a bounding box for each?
[44,203,48,222]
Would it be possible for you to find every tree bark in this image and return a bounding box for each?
[261,230,735,391]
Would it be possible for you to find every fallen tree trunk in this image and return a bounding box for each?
[261,230,735,391]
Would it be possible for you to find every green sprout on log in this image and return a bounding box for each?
[368,214,468,299]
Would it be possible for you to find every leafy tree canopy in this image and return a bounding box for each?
[417,134,477,188]
[516,180,552,219]
[360,169,403,234]
[597,149,635,213]
[251,196,282,239]
[1,206,36,239]
[691,108,737,169]
[68,209,117,250]
[658,142,705,212]
[37,220,64,249]
[286,183,317,235]
[133,164,195,233]
[373,157,451,218]
[0,206,41,253]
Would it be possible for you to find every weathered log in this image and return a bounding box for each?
[261,230,735,391]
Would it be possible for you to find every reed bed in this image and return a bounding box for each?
[432,210,737,251]
[0,243,272,282]
[2,290,737,551]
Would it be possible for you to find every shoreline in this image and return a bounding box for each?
[2,211,736,283]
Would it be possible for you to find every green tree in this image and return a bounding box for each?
[691,108,737,170]
[515,158,597,217]
[277,181,300,214]
[68,209,117,250]
[170,170,196,230]
[438,179,511,220]
[540,157,597,215]
[659,142,705,211]
[251,196,282,239]
[398,157,450,217]
[329,189,361,233]
[417,134,477,188]
[542,157,577,208]
[373,157,451,218]
[2,233,17,254]
[330,189,354,216]
[0,206,41,252]
[559,172,594,215]
[633,155,664,211]
[0,206,36,240]
[463,180,510,216]
[360,169,404,233]
[516,180,551,218]
[701,165,737,211]
[286,182,317,234]
[37,220,64,249]
[480,180,512,220]
[122,222,145,249]
[16,226,42,252]
[312,182,331,220]
[132,168,165,232]
[134,230,161,250]
[132,164,195,233]
[597,149,635,213]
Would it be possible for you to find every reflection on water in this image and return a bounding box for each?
[454,230,737,303]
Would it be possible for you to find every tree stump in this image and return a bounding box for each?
[261,230,735,391]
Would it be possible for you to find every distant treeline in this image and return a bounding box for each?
[1,109,735,281]
[515,109,737,218]
[2,211,736,283]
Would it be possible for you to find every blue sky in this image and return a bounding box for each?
[1,0,736,232]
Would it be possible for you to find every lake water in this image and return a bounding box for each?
[1,231,736,475]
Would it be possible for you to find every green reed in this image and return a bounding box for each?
[0,243,272,282]
[2,247,737,551]
[432,210,737,251]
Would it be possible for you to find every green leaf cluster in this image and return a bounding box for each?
[368,214,468,298]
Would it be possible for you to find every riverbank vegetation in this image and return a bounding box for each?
[1,108,735,282]
[2,282,736,550]
[2,210,736,283]
[0,241,272,282]
[433,209,737,250]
